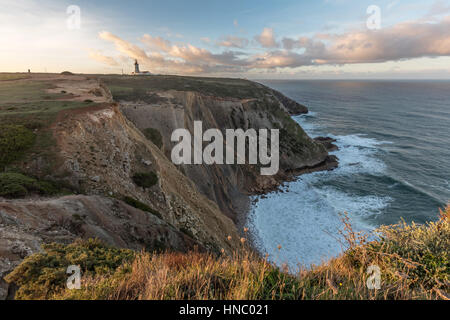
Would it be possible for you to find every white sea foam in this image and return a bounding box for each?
[246,112,392,270]
[330,134,388,175]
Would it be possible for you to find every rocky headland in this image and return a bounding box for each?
[0,74,338,298]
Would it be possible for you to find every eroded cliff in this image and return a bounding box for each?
[0,74,337,299]
[100,75,336,220]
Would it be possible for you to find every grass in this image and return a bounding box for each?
[0,125,35,170]
[0,80,58,105]
[5,239,135,300]
[100,75,322,165]
[99,75,268,100]
[0,73,30,81]
[6,206,449,300]
[0,78,98,175]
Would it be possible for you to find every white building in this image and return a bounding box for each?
[132,60,151,75]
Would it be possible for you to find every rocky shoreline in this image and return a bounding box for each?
[236,134,339,254]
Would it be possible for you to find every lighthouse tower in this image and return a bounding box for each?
[134,59,140,74]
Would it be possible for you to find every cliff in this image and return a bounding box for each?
[0,73,336,299]
[100,75,336,220]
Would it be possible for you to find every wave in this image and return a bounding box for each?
[247,112,393,269]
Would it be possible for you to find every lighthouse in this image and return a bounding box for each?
[132,59,151,75]
[134,59,140,74]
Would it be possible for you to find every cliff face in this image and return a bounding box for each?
[101,76,335,220]
[51,102,240,254]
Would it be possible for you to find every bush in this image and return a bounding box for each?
[0,172,60,198]
[5,239,135,300]
[122,196,162,219]
[0,124,35,169]
[7,208,450,300]
[143,128,163,149]
[132,172,158,188]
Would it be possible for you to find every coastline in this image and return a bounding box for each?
[235,126,340,261]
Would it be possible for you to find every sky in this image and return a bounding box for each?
[1,0,450,79]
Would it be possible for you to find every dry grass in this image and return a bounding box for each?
[8,206,450,300]
[56,247,302,300]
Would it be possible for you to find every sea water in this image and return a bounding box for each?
[247,80,450,270]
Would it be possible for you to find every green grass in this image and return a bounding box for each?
[0,125,35,170]
[0,78,99,175]
[0,80,57,105]
[0,73,30,81]
[99,75,268,100]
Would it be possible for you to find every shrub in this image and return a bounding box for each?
[5,239,135,300]
[132,172,158,188]
[0,172,60,198]
[7,207,449,300]
[0,124,35,169]
[122,196,162,219]
[142,128,163,149]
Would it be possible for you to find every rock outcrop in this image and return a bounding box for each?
[314,137,339,152]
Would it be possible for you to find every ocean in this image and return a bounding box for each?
[247,80,450,270]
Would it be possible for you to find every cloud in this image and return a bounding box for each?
[387,1,399,11]
[141,34,172,51]
[93,16,450,74]
[99,31,150,63]
[279,16,450,66]
[97,31,250,74]
[319,16,450,64]
[201,37,211,44]
[88,50,119,66]
[255,28,279,48]
[216,36,249,48]
[427,0,450,17]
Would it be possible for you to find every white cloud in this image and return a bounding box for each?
[255,28,279,48]
[93,16,450,75]
[89,50,119,66]
[216,36,249,48]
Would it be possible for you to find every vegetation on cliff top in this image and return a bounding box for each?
[0,77,99,175]
[99,75,268,100]
[0,125,35,170]
[6,207,449,300]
